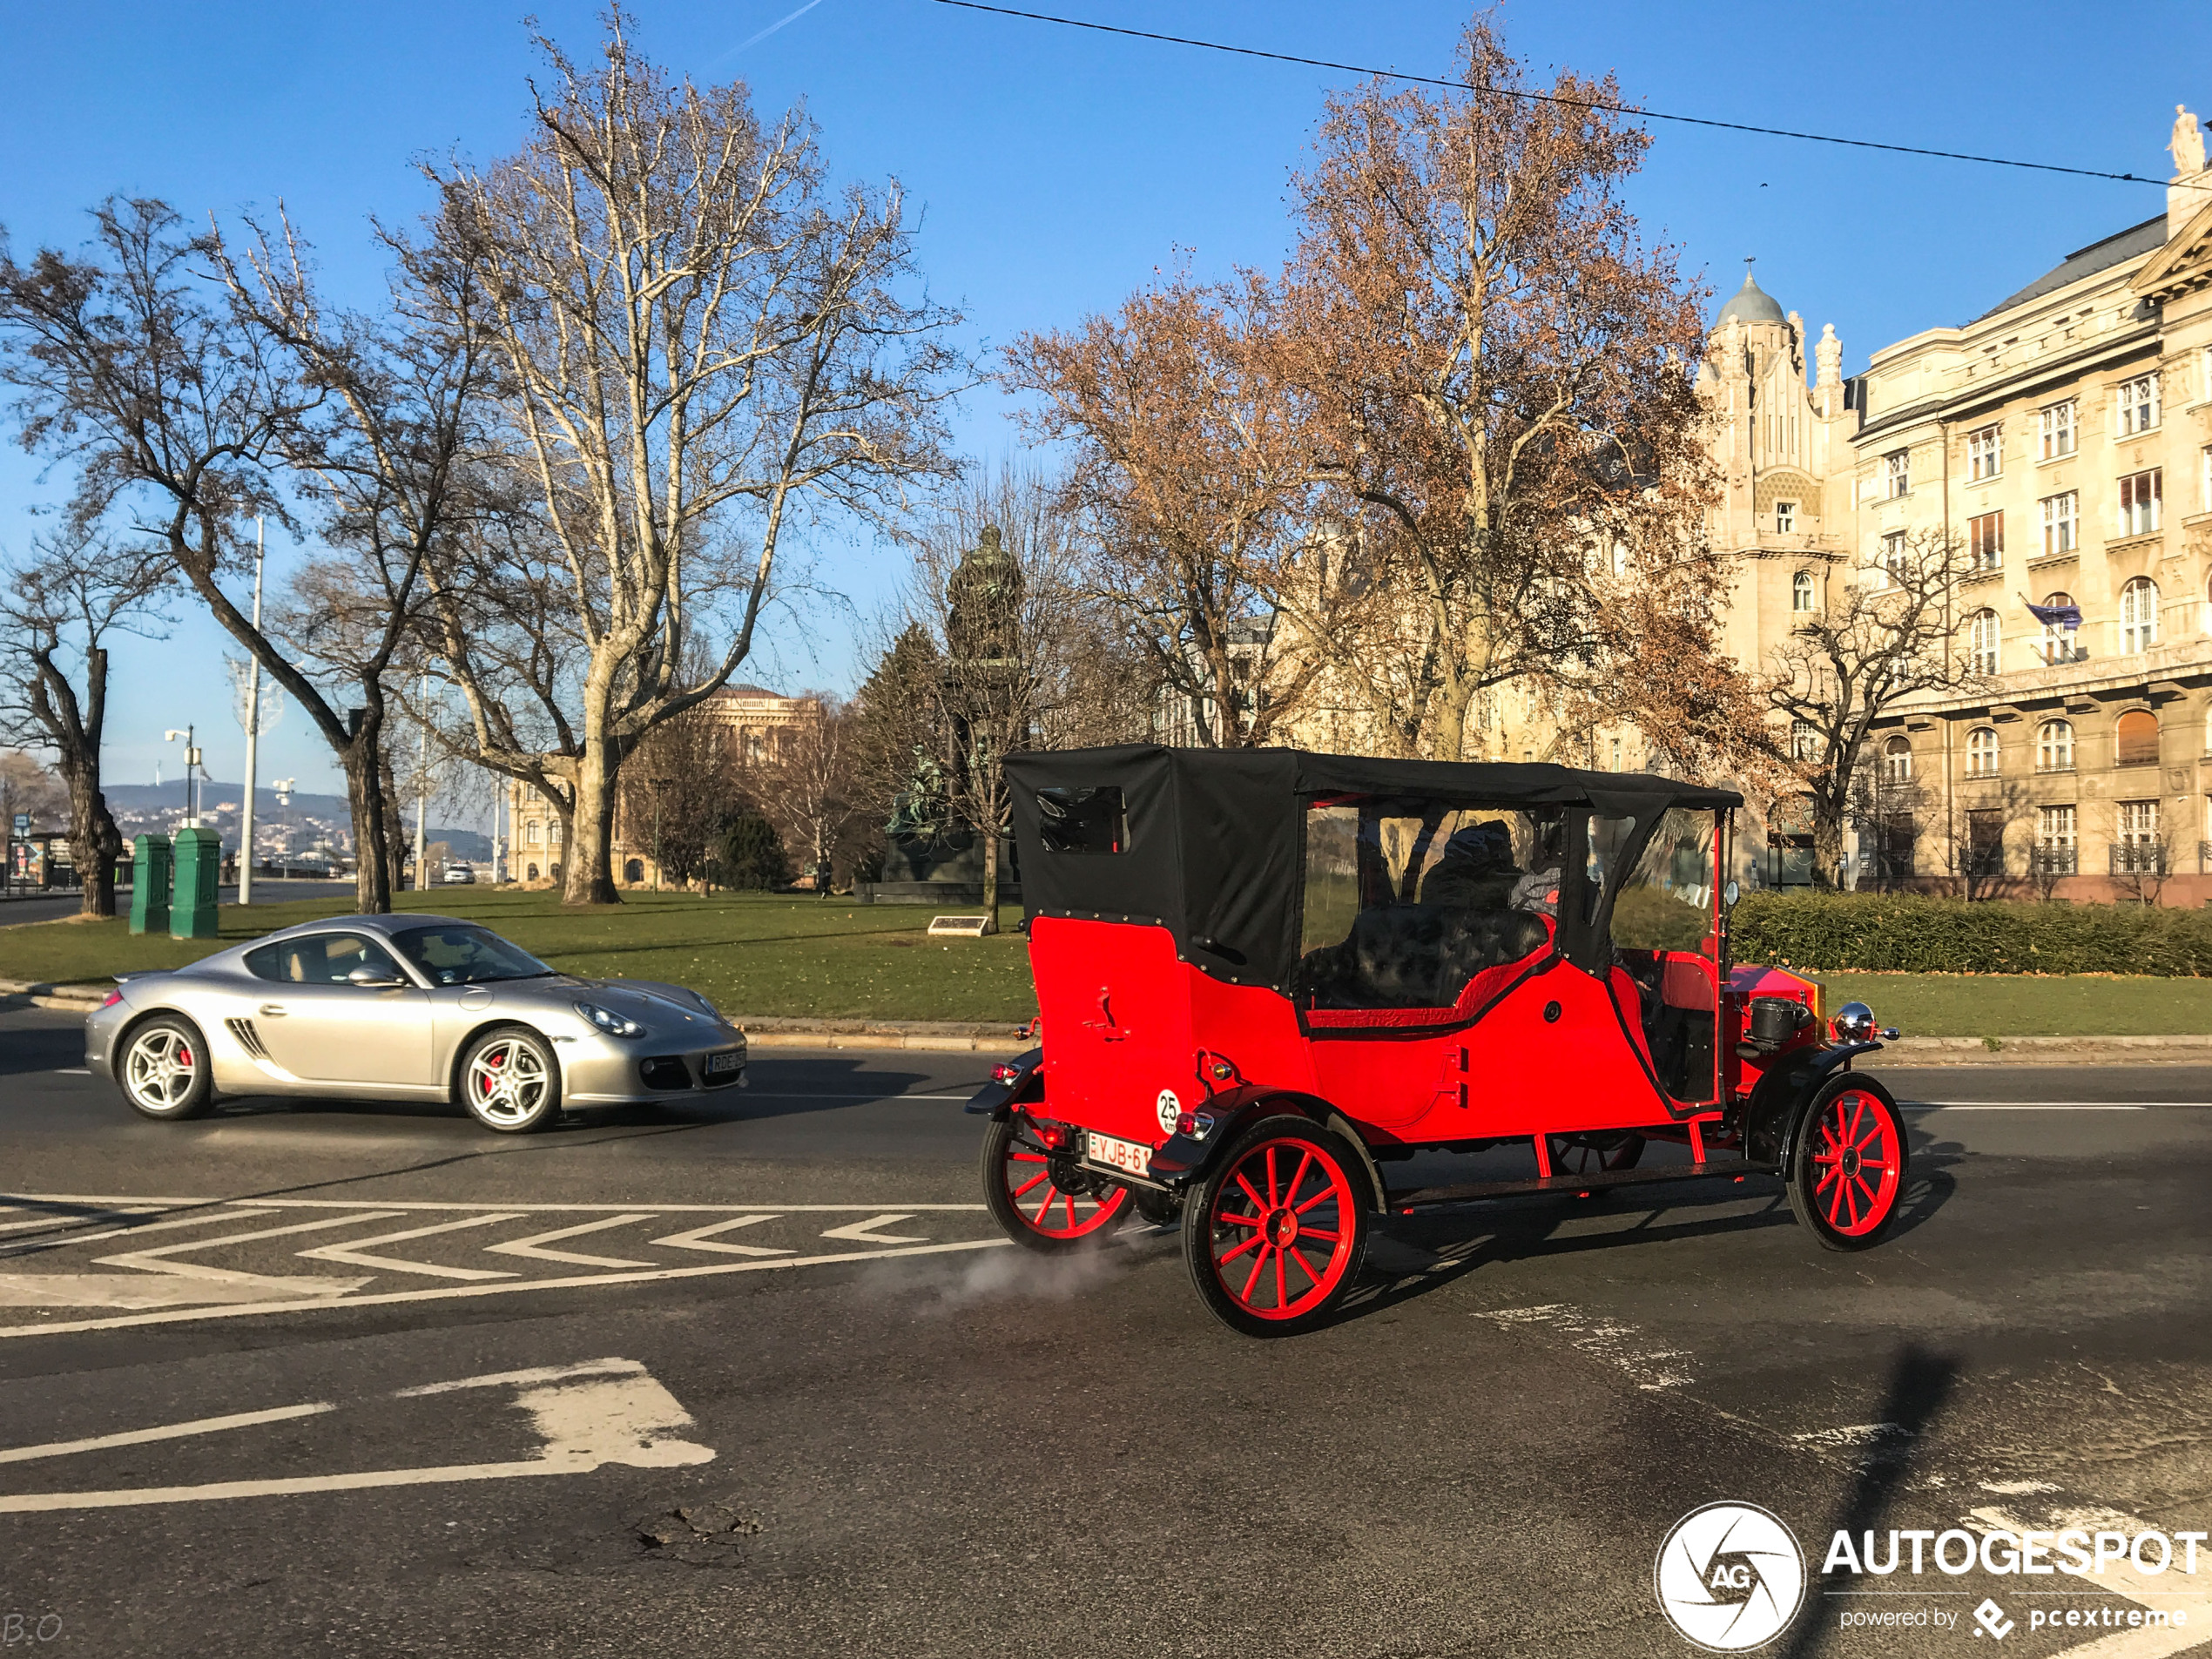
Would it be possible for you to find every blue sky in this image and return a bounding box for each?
[3,0,2206,796]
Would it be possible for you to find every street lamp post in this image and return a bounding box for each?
[239,518,265,905]
[651,777,670,891]
[163,726,199,827]
[273,779,295,877]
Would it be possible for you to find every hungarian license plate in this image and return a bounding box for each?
[1085,1130,1151,1177]
[704,1049,744,1078]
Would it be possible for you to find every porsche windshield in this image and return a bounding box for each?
[391,925,555,985]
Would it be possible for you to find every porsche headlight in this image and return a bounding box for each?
[576,1001,646,1039]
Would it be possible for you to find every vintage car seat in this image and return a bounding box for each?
[1298,903,1551,1010]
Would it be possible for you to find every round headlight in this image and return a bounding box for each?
[575,1001,646,1039]
[1831,1001,1876,1043]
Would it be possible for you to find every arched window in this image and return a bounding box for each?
[524,820,543,846]
[2040,591,2079,665]
[2115,708,2160,766]
[2036,719,2074,772]
[1790,718,1820,762]
[624,858,645,883]
[1791,571,1816,612]
[525,862,539,881]
[2121,577,2161,652]
[551,861,563,883]
[1966,726,2000,777]
[1966,608,2000,676]
[1882,736,1913,783]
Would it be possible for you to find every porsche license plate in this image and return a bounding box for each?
[704,1049,744,1077]
[1085,1130,1151,1177]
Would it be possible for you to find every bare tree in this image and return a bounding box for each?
[617,701,737,888]
[1769,528,1985,887]
[1267,17,1726,761]
[0,526,171,916]
[756,695,863,894]
[418,16,961,905]
[0,197,473,913]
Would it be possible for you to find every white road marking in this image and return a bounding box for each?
[1906,1104,2151,1112]
[0,1209,157,1236]
[0,1359,711,1513]
[395,1357,642,1397]
[0,1206,283,1258]
[1475,1304,1695,1392]
[5,1192,991,1213]
[0,1237,1009,1339]
[0,1403,334,1466]
[650,1215,792,1257]
[94,1211,405,1298]
[1967,1505,2212,1658]
[0,1274,336,1309]
[819,1213,930,1244]
[484,1214,658,1269]
[296,1213,526,1281]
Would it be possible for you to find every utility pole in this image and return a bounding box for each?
[239,518,265,905]
[164,725,199,827]
[413,668,430,892]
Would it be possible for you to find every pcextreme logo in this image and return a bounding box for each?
[1655,1502,1808,1652]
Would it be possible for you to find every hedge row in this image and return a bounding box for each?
[1730,891,2212,977]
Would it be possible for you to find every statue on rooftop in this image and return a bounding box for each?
[2172,105,2204,178]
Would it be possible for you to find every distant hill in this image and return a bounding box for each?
[103,781,490,861]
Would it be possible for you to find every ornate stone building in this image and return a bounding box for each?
[504,683,821,887]
[1691,104,2212,900]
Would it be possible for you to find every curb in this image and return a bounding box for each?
[733,1017,1030,1054]
[1884,1035,2212,1067]
[0,978,110,1013]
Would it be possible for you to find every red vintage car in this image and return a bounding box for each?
[969,745,1910,1337]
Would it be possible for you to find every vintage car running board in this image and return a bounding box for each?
[1388,1156,1768,1211]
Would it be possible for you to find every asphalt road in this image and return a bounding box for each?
[0,880,359,931]
[0,1002,2206,1658]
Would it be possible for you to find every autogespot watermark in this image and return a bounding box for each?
[1655,1503,1808,1652]
[1658,1507,2207,1648]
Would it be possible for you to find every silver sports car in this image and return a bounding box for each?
[84,914,747,1133]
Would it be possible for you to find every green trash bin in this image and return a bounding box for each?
[129,833,172,936]
[170,826,221,940]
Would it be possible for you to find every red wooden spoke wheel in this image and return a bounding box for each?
[1787,1082,1908,1251]
[1182,1118,1372,1338]
[981,1113,1131,1253]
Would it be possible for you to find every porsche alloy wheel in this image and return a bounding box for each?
[119,1016,213,1121]
[459,1027,562,1133]
[981,1113,1131,1252]
[1183,1117,1371,1338]
[1787,1081,1908,1251]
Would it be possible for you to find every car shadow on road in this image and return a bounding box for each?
[1324,1158,1960,1333]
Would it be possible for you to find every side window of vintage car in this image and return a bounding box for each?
[1297,800,1560,1013]
[1037,786,1126,853]
[1601,809,1716,951]
[243,933,407,986]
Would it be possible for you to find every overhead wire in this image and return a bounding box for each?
[918,0,2172,192]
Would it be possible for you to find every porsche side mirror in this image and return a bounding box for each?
[347,967,405,988]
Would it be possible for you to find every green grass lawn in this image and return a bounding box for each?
[10,891,2212,1032]
[0,891,1039,1023]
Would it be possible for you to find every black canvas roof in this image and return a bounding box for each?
[1005,745,1739,991]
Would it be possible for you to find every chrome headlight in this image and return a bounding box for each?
[575,1001,646,1039]
[1832,1001,1875,1043]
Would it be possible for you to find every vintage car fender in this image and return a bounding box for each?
[1143,1087,1390,1211]
[1743,1042,1887,1170]
[964,1048,1043,1117]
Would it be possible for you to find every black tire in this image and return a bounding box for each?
[116,1015,214,1122]
[1182,1116,1372,1338]
[1786,1076,1909,1251]
[456,1025,563,1133]
[980,1112,1131,1252]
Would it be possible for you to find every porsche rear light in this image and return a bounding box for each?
[100,990,123,1010]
